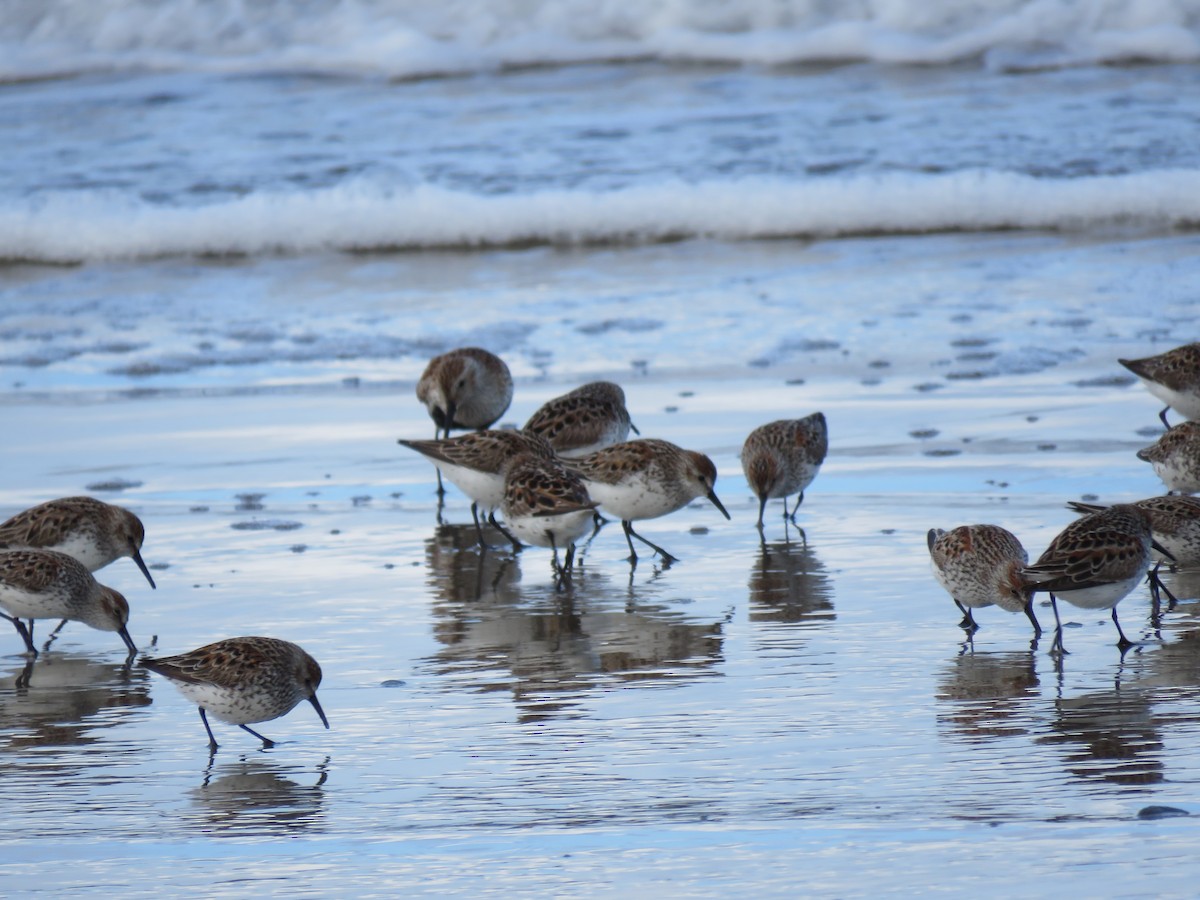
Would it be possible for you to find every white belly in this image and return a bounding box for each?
[1144,380,1200,420]
[506,509,594,549]
[437,462,506,511]
[1151,458,1200,493]
[584,479,680,521]
[1054,573,1143,610]
[173,681,299,726]
[0,586,70,621]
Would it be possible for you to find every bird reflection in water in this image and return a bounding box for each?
[0,652,151,750]
[424,559,724,723]
[1037,686,1163,786]
[425,522,522,606]
[190,755,330,836]
[748,540,834,627]
[935,650,1039,743]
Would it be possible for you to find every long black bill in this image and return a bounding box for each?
[1151,539,1176,562]
[309,693,331,730]
[118,626,137,654]
[707,490,731,520]
[131,549,157,590]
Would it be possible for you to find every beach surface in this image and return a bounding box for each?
[3,230,1200,895]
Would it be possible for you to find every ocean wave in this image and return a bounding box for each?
[3,0,1200,81]
[3,170,1200,262]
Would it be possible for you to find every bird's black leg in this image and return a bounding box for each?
[1112,607,1134,652]
[199,707,220,752]
[621,520,640,566]
[787,491,805,523]
[488,512,522,553]
[239,723,276,748]
[1148,562,1178,611]
[952,598,972,630]
[1049,594,1067,655]
[624,522,678,565]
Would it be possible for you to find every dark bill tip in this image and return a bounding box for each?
[707,490,731,520]
[1152,539,1177,562]
[309,693,331,730]
[131,549,157,590]
[118,627,137,654]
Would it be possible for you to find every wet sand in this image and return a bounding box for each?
[2,232,1199,895]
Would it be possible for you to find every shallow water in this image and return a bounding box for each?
[3,232,1200,896]
[5,3,1200,889]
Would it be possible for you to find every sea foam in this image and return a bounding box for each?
[3,0,1199,81]
[4,170,1200,262]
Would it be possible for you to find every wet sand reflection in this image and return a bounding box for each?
[936,649,1040,743]
[422,526,724,722]
[188,756,330,835]
[748,539,834,627]
[0,652,151,751]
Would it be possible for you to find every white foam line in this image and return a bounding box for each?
[4,169,1200,262]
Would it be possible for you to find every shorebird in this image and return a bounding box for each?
[1137,421,1200,494]
[741,412,828,532]
[1119,342,1200,428]
[142,636,329,752]
[0,549,136,657]
[500,453,598,590]
[399,429,554,549]
[522,381,639,458]
[928,524,1040,637]
[416,347,514,496]
[566,438,730,566]
[1022,505,1166,654]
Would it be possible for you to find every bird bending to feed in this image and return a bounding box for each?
[1136,421,1200,494]
[399,429,554,550]
[927,524,1040,637]
[0,495,155,639]
[1067,495,1200,608]
[141,636,328,752]
[417,347,513,440]
[500,452,598,590]
[565,438,730,566]
[0,549,136,657]
[741,412,828,532]
[1021,504,1167,654]
[1119,342,1200,428]
[522,381,639,458]
[416,347,514,496]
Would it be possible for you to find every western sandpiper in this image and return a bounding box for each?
[1119,342,1200,428]
[741,412,828,531]
[0,496,155,588]
[1022,504,1163,654]
[1068,495,1200,607]
[0,549,136,656]
[1137,421,1200,494]
[522,381,639,458]
[399,429,554,548]
[927,524,1040,636]
[142,636,329,752]
[417,347,513,439]
[565,438,730,565]
[0,495,155,640]
[417,347,514,496]
[501,453,598,589]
